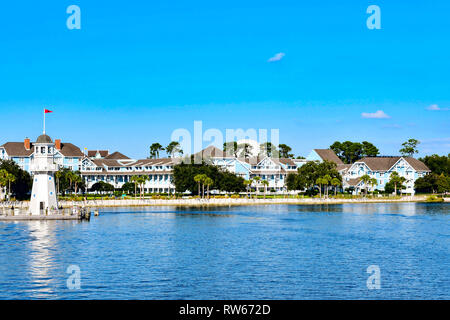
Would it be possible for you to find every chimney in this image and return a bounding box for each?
[55,139,61,150]
[24,138,30,150]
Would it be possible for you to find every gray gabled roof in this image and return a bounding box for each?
[104,151,130,160]
[313,149,344,165]
[358,156,430,172]
[0,141,83,157]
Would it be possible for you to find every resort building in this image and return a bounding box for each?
[0,138,84,171]
[0,137,430,195]
[342,156,430,195]
[81,156,175,193]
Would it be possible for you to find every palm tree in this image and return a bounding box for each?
[55,170,62,195]
[137,176,149,199]
[315,177,325,198]
[360,174,371,197]
[5,173,15,200]
[204,177,213,199]
[130,175,139,197]
[0,169,8,200]
[331,177,341,196]
[72,173,82,196]
[323,174,332,198]
[369,178,378,197]
[389,172,406,196]
[166,141,183,158]
[261,180,269,199]
[194,174,207,198]
[243,179,252,198]
[66,171,75,195]
[253,176,261,198]
[149,143,165,159]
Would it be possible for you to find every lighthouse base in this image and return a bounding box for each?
[29,173,58,215]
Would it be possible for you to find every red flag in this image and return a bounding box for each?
[44,109,53,113]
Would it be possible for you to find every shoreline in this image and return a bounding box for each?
[1,196,447,211]
[27,196,450,208]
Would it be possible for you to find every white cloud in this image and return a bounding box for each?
[426,104,440,111]
[361,110,390,119]
[268,52,285,62]
[426,104,449,111]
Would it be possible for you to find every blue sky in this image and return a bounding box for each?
[0,0,449,159]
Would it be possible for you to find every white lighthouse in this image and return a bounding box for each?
[29,134,59,215]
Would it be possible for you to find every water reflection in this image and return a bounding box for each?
[25,221,58,299]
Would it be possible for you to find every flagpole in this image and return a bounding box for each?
[43,109,46,134]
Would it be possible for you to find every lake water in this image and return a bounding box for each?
[0,203,449,300]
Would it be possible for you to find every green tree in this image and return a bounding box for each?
[331,177,341,196]
[72,173,82,195]
[55,170,62,195]
[315,177,326,198]
[0,169,9,200]
[216,171,245,193]
[121,182,136,193]
[361,141,380,158]
[237,143,253,159]
[259,142,277,158]
[360,174,372,197]
[0,160,32,200]
[322,174,332,198]
[415,173,439,194]
[130,175,140,197]
[330,141,379,164]
[204,177,214,199]
[137,176,149,199]
[436,174,450,193]
[91,181,115,193]
[65,171,75,193]
[244,179,252,198]
[223,142,238,157]
[149,143,165,159]
[194,174,203,197]
[278,144,294,158]
[261,180,269,199]
[419,154,450,176]
[166,141,183,158]
[173,162,244,195]
[296,160,341,192]
[399,139,420,157]
[286,173,298,191]
[389,172,406,195]
[253,176,261,197]
[369,177,378,196]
